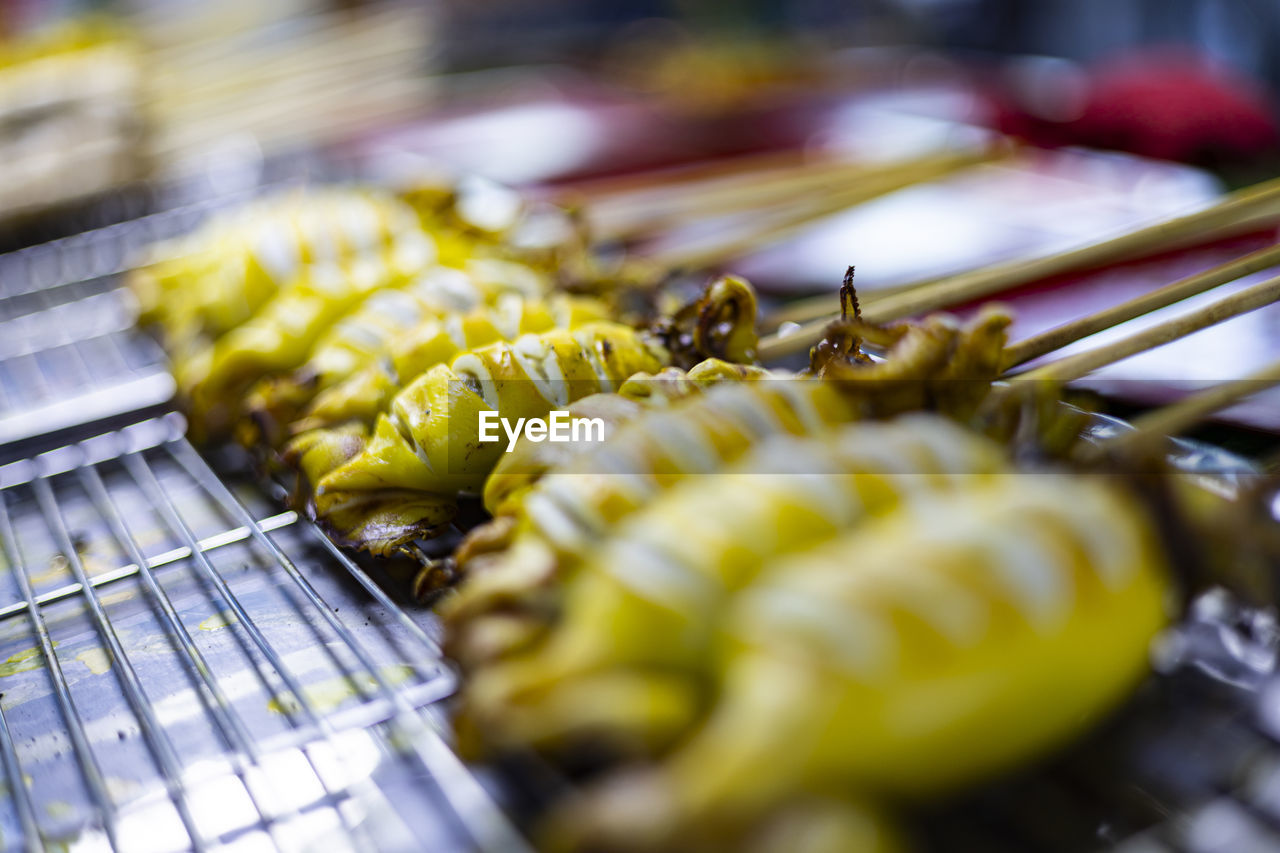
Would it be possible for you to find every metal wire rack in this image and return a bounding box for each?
[0,188,530,851]
[0,196,238,446]
[0,166,340,447]
[0,413,526,851]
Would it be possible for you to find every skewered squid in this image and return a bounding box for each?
[479,356,776,519]
[442,377,859,631]
[177,246,437,439]
[147,184,618,446]
[279,299,642,498]
[477,294,1012,533]
[809,269,1011,423]
[293,271,764,439]
[132,188,431,349]
[455,415,1010,755]
[239,268,606,446]
[278,288,610,441]
[440,302,1012,639]
[286,277,763,554]
[295,322,668,553]
[544,473,1171,852]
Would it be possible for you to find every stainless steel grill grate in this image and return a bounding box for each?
[0,184,298,446]
[0,414,526,851]
[0,181,535,852]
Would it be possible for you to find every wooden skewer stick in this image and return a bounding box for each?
[578,157,910,243]
[756,175,1280,359]
[554,148,837,202]
[1117,358,1280,447]
[1002,241,1280,369]
[643,149,993,274]
[1077,357,1280,464]
[1013,273,1280,384]
[757,315,833,361]
[568,152,872,208]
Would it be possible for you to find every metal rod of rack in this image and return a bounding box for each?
[0,509,297,620]
[123,443,394,850]
[166,438,532,853]
[32,474,212,850]
[81,461,311,847]
[0,187,263,305]
[0,703,42,853]
[0,495,125,848]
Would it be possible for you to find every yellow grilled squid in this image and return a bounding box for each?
[300,323,666,553]
[456,415,1008,752]
[445,303,1016,650]
[133,188,428,347]
[442,377,858,648]
[556,474,1169,850]
[294,290,610,436]
[178,247,435,440]
[479,358,776,518]
[240,265,601,446]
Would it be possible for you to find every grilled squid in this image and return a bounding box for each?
[132,188,429,348]
[285,290,609,439]
[477,300,1011,533]
[442,378,859,634]
[177,248,437,439]
[298,323,667,553]
[479,357,776,519]
[455,415,1009,752]
[284,277,763,554]
[240,268,604,446]
[553,474,1169,851]
[294,273,762,438]
[813,306,1013,422]
[441,305,1013,640]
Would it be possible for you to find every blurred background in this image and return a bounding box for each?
[4,0,1280,430]
[6,0,1279,195]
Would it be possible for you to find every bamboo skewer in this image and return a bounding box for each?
[1002,242,1280,369]
[1072,356,1280,465]
[556,148,833,201]
[574,157,914,242]
[569,153,871,208]
[1012,273,1280,384]
[569,146,1000,241]
[756,176,1280,360]
[1119,358,1280,446]
[636,164,1280,467]
[755,227,1280,449]
[759,248,1280,366]
[761,241,1280,364]
[641,149,993,273]
[148,9,434,167]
